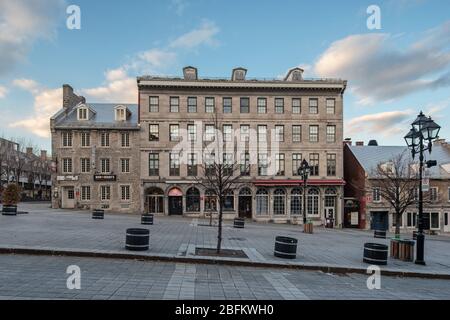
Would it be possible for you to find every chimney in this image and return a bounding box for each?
[231,67,247,81]
[63,84,74,108]
[26,147,33,155]
[41,150,47,160]
[183,66,198,80]
[355,141,364,146]
[284,67,304,81]
[343,138,352,146]
[368,140,378,146]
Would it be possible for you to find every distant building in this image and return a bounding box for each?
[344,140,450,234]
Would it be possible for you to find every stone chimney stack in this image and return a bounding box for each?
[26,147,33,155]
[41,150,47,160]
[63,84,86,108]
[355,141,364,146]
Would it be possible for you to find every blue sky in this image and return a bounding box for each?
[0,0,449,152]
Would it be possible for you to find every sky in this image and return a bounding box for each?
[0,0,449,153]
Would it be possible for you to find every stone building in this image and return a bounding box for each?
[137,67,347,225]
[50,85,140,212]
[344,140,450,234]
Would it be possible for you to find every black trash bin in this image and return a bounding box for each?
[274,236,298,259]
[125,228,150,251]
[233,218,245,229]
[374,230,386,239]
[2,205,18,216]
[141,214,154,225]
[92,209,104,219]
[363,243,388,265]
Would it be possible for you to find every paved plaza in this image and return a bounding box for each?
[1,203,450,277]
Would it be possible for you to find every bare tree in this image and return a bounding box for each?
[369,151,419,236]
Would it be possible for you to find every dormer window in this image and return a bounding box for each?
[115,106,129,121]
[77,106,88,120]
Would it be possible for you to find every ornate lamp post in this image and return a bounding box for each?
[298,159,310,225]
[404,111,440,265]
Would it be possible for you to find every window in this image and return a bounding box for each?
[169,153,180,176]
[169,124,179,141]
[424,212,440,229]
[275,125,284,142]
[258,153,268,176]
[205,153,215,176]
[121,132,130,147]
[223,190,234,211]
[204,190,217,211]
[240,152,250,176]
[326,99,335,114]
[100,132,110,147]
[309,98,318,114]
[326,125,336,143]
[205,124,215,141]
[62,158,72,173]
[100,185,111,201]
[240,97,249,113]
[187,124,197,141]
[223,97,232,113]
[257,98,267,114]
[240,125,250,142]
[275,153,285,176]
[186,188,200,212]
[188,97,197,113]
[115,108,126,121]
[149,124,159,141]
[205,97,215,113]
[309,125,319,142]
[292,125,302,142]
[309,153,319,176]
[223,153,233,176]
[292,98,301,114]
[78,107,88,120]
[291,188,303,215]
[81,158,90,173]
[406,212,417,228]
[275,98,284,114]
[149,96,159,112]
[170,97,179,113]
[100,158,110,173]
[292,153,302,176]
[120,185,131,201]
[223,124,232,142]
[373,187,381,202]
[307,188,320,215]
[273,189,286,215]
[187,153,197,176]
[120,158,130,173]
[257,125,267,142]
[80,132,90,147]
[448,187,450,202]
[327,154,336,176]
[81,186,90,201]
[149,153,159,176]
[62,132,72,147]
[430,187,438,201]
[256,189,269,215]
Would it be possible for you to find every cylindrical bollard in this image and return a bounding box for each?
[374,230,386,239]
[233,218,245,229]
[141,214,154,225]
[92,209,104,219]
[125,228,150,251]
[274,236,298,259]
[363,243,388,265]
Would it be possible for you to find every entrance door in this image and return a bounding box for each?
[370,211,389,230]
[239,196,252,218]
[168,196,183,215]
[324,207,335,226]
[444,212,449,232]
[62,187,75,209]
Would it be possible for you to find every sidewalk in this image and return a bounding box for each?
[1,203,450,278]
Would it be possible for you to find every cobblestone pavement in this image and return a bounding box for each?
[1,203,450,276]
[0,254,449,300]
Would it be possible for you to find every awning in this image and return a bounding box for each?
[253,179,345,187]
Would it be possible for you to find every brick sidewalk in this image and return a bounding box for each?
[1,203,449,277]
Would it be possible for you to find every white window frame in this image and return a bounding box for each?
[77,107,88,121]
[61,132,73,147]
[120,185,131,201]
[326,98,335,114]
[373,187,381,202]
[120,158,130,173]
[100,158,111,173]
[80,132,90,147]
[100,185,111,201]
[100,132,110,147]
[81,185,91,201]
[62,158,72,173]
[81,158,90,173]
[121,132,130,147]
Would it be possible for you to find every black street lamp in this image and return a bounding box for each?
[298,159,310,225]
[404,111,440,265]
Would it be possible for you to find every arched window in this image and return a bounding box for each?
[204,189,217,212]
[256,189,269,215]
[145,187,164,213]
[223,190,234,211]
[239,187,252,196]
[291,188,303,215]
[324,187,337,208]
[307,188,320,215]
[273,188,286,215]
[186,187,200,212]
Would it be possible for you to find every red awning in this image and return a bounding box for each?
[253,179,345,187]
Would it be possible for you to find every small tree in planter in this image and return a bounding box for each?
[2,183,21,215]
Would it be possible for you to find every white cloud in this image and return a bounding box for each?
[0,0,64,75]
[0,86,8,98]
[10,81,62,138]
[314,21,450,105]
[169,20,219,49]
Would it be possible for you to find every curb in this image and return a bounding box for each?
[0,246,449,280]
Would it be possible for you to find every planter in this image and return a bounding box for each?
[125,228,149,251]
[363,243,388,265]
[390,239,400,259]
[233,218,245,229]
[303,222,313,234]
[274,236,298,259]
[2,205,17,216]
[92,209,104,220]
[399,239,415,262]
[374,230,386,239]
[141,214,154,225]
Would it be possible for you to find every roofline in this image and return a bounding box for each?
[54,125,140,130]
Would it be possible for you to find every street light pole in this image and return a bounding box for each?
[416,134,425,265]
[298,159,310,225]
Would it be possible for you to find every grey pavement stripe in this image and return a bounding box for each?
[242,247,266,262]
[177,243,188,256]
[163,264,196,300]
[187,244,196,256]
[263,272,310,300]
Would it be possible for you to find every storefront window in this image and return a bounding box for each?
[186,187,200,212]
[256,189,269,215]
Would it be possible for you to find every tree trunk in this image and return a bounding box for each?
[217,199,223,254]
[395,211,401,237]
